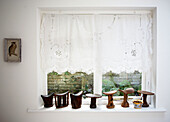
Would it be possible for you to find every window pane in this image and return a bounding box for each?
[48,71,93,95]
[102,71,142,96]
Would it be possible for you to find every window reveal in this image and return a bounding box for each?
[40,11,153,97]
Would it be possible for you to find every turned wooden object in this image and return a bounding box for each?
[54,91,69,108]
[41,93,54,108]
[137,90,154,107]
[70,91,83,109]
[119,88,134,107]
[86,94,102,108]
[103,90,117,109]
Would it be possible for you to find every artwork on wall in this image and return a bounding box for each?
[4,38,21,62]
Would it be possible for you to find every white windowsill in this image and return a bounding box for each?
[28,105,166,113]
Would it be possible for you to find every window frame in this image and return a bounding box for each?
[37,7,157,107]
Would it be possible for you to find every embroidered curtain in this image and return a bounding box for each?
[40,13,152,74]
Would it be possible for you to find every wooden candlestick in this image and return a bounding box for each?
[103,90,117,109]
[137,90,154,107]
[119,88,134,107]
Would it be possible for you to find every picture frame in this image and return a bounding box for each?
[4,38,21,62]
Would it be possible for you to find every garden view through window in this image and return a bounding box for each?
[102,71,142,96]
[48,71,141,97]
[48,71,93,96]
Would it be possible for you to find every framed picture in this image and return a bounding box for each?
[4,38,21,62]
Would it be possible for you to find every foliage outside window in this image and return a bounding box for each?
[102,71,142,96]
[48,71,93,95]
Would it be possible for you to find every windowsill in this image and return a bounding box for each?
[27,105,166,113]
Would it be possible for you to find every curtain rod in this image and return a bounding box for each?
[41,10,152,15]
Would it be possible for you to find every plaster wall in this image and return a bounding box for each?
[0,0,170,122]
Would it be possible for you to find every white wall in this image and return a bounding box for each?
[0,0,170,122]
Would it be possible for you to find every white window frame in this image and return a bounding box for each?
[37,7,157,108]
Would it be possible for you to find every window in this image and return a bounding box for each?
[102,71,142,96]
[48,71,93,95]
[39,9,154,105]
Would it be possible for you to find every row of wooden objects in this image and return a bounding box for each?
[41,91,83,109]
[102,88,134,108]
[104,88,155,108]
[41,89,154,109]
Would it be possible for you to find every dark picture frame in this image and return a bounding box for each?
[4,38,21,62]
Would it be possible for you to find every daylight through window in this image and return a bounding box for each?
[40,10,153,99]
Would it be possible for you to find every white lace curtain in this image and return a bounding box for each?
[40,13,152,74]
